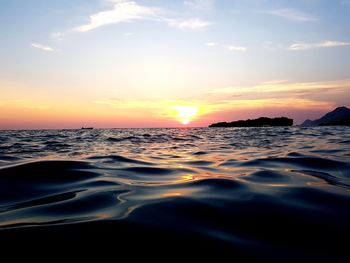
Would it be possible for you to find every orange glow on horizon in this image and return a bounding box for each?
[0,82,343,129]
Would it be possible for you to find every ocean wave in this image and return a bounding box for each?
[0,127,350,260]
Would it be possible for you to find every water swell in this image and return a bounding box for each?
[0,127,349,259]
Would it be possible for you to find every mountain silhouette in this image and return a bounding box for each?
[301,106,350,126]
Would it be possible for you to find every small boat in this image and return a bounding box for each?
[81,127,94,130]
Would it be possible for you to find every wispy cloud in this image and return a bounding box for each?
[168,18,211,29]
[97,80,350,114]
[290,40,350,50]
[94,97,333,116]
[93,82,344,125]
[30,43,54,52]
[184,0,216,10]
[71,1,161,33]
[205,42,218,47]
[63,0,211,35]
[262,8,317,22]
[205,80,350,102]
[199,80,350,123]
[228,45,246,52]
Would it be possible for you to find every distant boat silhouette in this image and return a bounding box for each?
[81,127,93,130]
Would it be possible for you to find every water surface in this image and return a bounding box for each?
[1,127,349,260]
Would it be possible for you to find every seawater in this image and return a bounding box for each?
[0,127,349,260]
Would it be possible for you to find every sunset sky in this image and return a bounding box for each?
[1,0,350,129]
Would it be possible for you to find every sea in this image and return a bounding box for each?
[0,127,349,260]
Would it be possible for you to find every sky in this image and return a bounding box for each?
[0,0,350,129]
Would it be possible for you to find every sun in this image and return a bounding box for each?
[171,106,199,125]
[181,119,190,125]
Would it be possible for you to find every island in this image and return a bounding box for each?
[209,117,293,127]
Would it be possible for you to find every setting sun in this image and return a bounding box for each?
[181,119,190,125]
[171,106,199,125]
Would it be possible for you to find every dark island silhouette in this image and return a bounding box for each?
[209,117,293,127]
[301,106,350,126]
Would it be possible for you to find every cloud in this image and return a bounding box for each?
[78,79,350,126]
[30,43,54,52]
[205,42,218,47]
[289,40,350,50]
[168,18,211,29]
[262,8,317,22]
[199,80,350,123]
[96,81,350,112]
[228,45,246,52]
[211,98,334,111]
[72,1,161,33]
[184,0,216,10]
[55,0,213,36]
[289,43,309,51]
[204,80,350,104]
[93,91,338,126]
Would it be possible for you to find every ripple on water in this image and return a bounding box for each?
[186,178,247,191]
[183,160,214,166]
[243,170,292,184]
[0,127,350,260]
[87,155,152,165]
[241,156,347,170]
[0,160,99,204]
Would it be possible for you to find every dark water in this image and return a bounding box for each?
[1,127,350,260]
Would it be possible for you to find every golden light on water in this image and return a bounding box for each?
[171,106,199,125]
